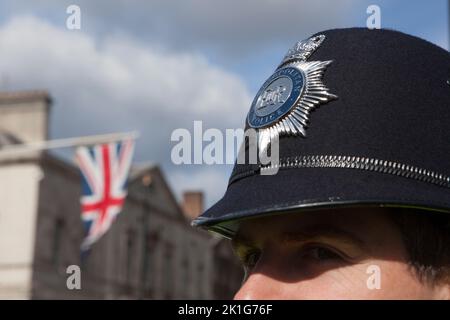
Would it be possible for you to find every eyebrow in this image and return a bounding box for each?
[280,225,367,248]
[232,224,367,250]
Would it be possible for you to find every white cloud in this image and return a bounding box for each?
[0,15,251,120]
[1,0,359,57]
[137,0,358,53]
[0,15,252,205]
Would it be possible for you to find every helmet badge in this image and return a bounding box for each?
[247,35,337,153]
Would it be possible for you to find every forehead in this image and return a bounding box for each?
[233,207,396,244]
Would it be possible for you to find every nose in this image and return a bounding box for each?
[234,272,283,300]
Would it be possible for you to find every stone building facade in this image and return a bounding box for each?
[0,91,243,299]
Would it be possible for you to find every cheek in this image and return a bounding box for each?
[364,260,434,299]
[282,264,372,299]
[279,260,432,299]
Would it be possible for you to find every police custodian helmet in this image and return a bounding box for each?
[192,28,450,238]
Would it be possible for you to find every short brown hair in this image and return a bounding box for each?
[390,208,450,285]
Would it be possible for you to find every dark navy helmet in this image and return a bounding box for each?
[192,28,450,238]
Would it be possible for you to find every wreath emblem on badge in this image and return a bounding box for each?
[247,35,337,153]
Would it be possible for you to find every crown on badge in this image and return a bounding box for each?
[278,34,326,67]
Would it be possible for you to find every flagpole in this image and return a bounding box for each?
[0,131,140,158]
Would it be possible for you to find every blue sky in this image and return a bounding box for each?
[0,1,447,208]
[227,0,448,92]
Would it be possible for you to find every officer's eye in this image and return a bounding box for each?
[242,249,261,271]
[301,245,344,262]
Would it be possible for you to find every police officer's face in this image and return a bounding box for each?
[232,208,448,300]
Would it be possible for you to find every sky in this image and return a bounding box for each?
[0,0,448,208]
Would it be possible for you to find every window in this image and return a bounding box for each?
[197,262,204,299]
[162,242,174,298]
[125,229,136,284]
[142,231,158,295]
[52,218,64,267]
[181,257,189,297]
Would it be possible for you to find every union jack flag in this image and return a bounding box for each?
[76,140,135,250]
